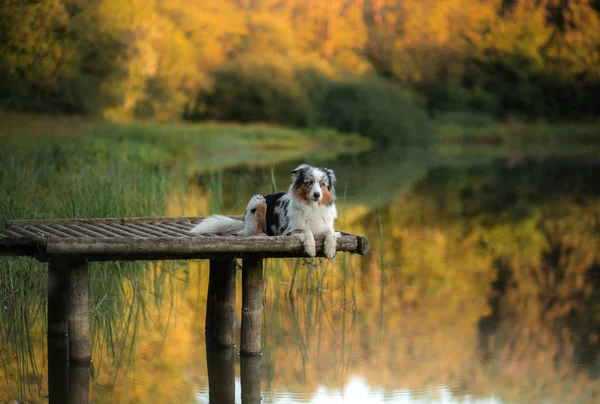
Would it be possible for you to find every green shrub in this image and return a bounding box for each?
[317,77,432,144]
[418,78,470,115]
[187,55,314,127]
[186,58,432,144]
[294,67,333,127]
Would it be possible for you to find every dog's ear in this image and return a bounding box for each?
[323,168,336,189]
[291,164,310,178]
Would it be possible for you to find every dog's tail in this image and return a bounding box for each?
[190,194,267,236]
[189,215,244,236]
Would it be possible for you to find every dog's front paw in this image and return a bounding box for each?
[324,233,337,261]
[324,243,336,261]
[295,231,316,257]
[303,233,316,257]
[304,243,317,257]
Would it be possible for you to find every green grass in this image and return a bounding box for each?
[91,122,370,173]
[0,109,370,221]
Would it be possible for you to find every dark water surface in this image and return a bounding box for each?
[2,144,600,403]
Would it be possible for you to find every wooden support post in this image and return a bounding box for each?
[48,259,69,337]
[206,345,236,404]
[68,363,91,404]
[211,258,236,347]
[47,336,68,404]
[241,256,263,356]
[67,259,91,363]
[241,355,262,404]
[205,261,217,336]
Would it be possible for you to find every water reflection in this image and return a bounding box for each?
[2,145,600,403]
[47,337,69,403]
[45,337,262,404]
[202,345,262,404]
[47,337,90,404]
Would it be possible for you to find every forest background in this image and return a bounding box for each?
[1,0,599,144]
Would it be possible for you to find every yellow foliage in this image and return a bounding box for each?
[2,0,600,118]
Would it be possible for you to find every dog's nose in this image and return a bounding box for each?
[313,192,321,199]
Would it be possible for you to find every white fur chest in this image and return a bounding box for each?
[286,198,337,235]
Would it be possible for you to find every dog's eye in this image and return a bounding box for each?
[320,182,326,188]
[305,181,313,186]
[250,208,256,214]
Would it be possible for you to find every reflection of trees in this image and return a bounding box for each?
[475,200,600,402]
[395,159,600,402]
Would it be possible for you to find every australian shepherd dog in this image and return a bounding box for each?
[265,164,340,260]
[190,164,340,260]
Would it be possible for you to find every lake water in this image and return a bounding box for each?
[2,144,600,403]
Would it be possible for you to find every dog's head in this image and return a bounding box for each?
[290,164,336,206]
[243,194,267,235]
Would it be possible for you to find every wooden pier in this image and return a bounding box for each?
[0,216,370,364]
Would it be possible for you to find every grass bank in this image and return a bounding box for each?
[437,120,600,146]
[1,110,370,175]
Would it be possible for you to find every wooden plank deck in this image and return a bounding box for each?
[1,215,370,366]
[0,216,370,261]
